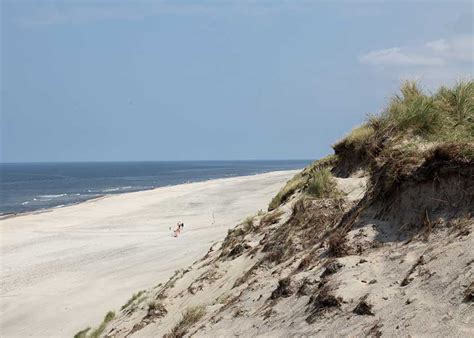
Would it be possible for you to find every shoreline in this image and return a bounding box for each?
[0,169,301,221]
[0,169,298,337]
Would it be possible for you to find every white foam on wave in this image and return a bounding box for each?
[39,194,67,199]
[103,188,120,192]
[102,186,135,193]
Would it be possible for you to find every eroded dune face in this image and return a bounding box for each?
[102,166,473,338]
[101,81,474,338]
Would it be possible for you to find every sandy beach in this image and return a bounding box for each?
[0,170,298,337]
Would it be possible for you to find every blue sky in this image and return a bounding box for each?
[1,0,472,162]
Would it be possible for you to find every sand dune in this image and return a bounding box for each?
[0,170,298,337]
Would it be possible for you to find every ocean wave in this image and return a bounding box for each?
[39,194,67,199]
[102,186,134,193]
[102,187,120,192]
[21,201,29,205]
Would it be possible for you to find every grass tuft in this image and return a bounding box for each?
[73,328,90,338]
[89,311,115,338]
[306,168,337,198]
[378,80,474,142]
[121,290,146,310]
[268,154,337,210]
[165,305,206,338]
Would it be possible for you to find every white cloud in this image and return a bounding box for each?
[359,35,473,88]
[425,39,449,52]
[359,47,444,66]
[360,35,473,67]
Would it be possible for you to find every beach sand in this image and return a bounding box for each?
[0,170,298,337]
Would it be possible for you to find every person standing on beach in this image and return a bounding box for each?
[172,221,185,237]
[173,222,181,237]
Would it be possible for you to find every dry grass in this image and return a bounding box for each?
[297,253,313,271]
[334,124,375,151]
[366,320,383,337]
[220,217,257,257]
[333,80,473,177]
[375,80,473,142]
[146,301,167,319]
[326,231,348,257]
[165,305,206,338]
[306,168,338,198]
[400,255,425,286]
[268,154,337,210]
[463,281,474,302]
[121,290,146,310]
[268,176,303,211]
[270,277,294,300]
[233,262,261,288]
[73,328,90,338]
[88,311,115,338]
[320,258,343,278]
[353,294,374,316]
[243,216,255,233]
[260,209,284,227]
[306,285,342,323]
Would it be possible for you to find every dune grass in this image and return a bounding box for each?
[120,290,146,310]
[374,80,473,142]
[73,328,90,338]
[165,305,206,338]
[268,154,337,210]
[306,168,337,199]
[329,80,473,179]
[334,124,375,151]
[335,80,473,152]
[89,311,115,338]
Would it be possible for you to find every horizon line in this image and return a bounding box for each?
[0,158,314,165]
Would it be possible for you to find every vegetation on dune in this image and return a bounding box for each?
[335,124,375,152]
[85,311,115,338]
[75,311,115,338]
[73,328,90,338]
[268,154,337,210]
[306,168,338,199]
[350,80,473,142]
[87,80,473,337]
[120,290,146,310]
[332,80,473,176]
[164,305,206,338]
[385,81,472,139]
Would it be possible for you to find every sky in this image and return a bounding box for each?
[1,0,472,163]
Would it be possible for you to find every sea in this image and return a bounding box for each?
[0,160,310,216]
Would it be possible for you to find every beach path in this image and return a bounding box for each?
[0,170,297,337]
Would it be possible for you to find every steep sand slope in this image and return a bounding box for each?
[103,175,473,337]
[0,170,298,337]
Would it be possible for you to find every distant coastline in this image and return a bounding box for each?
[0,165,306,220]
[0,160,310,216]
